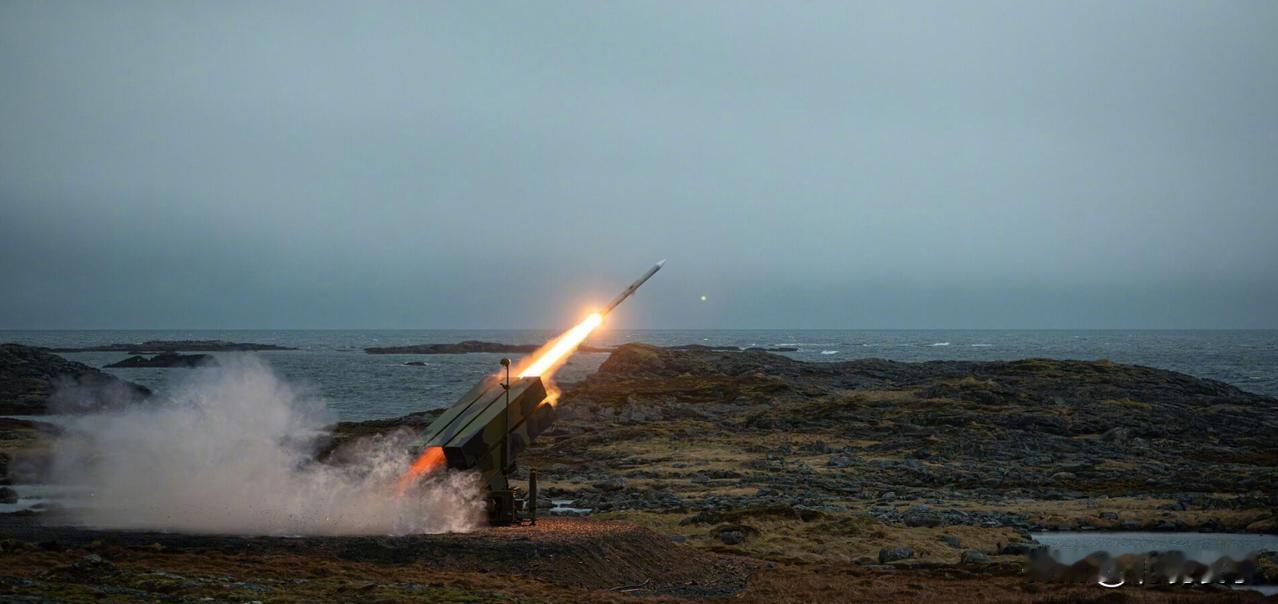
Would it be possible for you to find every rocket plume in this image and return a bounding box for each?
[518,312,603,379]
[396,446,446,494]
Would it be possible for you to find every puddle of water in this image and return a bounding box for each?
[549,499,592,515]
[0,483,96,514]
[1032,532,1278,565]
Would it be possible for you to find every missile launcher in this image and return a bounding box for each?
[409,372,555,524]
[406,260,665,524]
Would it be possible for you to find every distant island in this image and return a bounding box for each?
[46,340,297,353]
[105,352,215,368]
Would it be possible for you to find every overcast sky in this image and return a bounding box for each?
[2,1,1276,329]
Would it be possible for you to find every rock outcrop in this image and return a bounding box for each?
[0,344,151,414]
[571,344,1278,500]
[104,352,214,368]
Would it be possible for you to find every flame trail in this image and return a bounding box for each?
[518,312,603,378]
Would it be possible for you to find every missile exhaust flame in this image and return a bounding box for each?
[396,445,445,494]
[518,312,602,379]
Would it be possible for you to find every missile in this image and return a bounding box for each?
[602,259,665,315]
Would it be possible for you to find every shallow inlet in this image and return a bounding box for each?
[1033,532,1278,595]
[1032,531,1278,565]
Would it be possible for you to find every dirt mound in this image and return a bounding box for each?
[0,516,752,597]
[344,517,755,595]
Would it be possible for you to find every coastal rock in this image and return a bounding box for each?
[578,344,1278,499]
[0,344,151,414]
[719,530,745,545]
[0,486,16,504]
[879,547,914,563]
[316,410,443,463]
[105,352,214,368]
[307,342,1275,554]
[827,455,856,468]
[999,542,1044,556]
[594,477,627,492]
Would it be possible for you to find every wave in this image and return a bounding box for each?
[930,342,951,347]
[820,350,839,355]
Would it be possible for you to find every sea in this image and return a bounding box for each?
[3,329,1276,422]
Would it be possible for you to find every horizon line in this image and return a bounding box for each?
[3,327,1276,332]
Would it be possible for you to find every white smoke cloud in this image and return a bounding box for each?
[50,356,483,535]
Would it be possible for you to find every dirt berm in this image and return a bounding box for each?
[0,515,752,598]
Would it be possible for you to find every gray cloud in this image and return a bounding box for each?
[2,1,1276,328]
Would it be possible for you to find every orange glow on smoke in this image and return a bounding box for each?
[396,446,445,494]
[518,312,603,379]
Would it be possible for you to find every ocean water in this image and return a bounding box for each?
[1033,532,1278,565]
[2,330,1276,421]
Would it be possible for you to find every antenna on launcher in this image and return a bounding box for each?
[500,358,511,474]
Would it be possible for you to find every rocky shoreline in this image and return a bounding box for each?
[329,344,1278,559]
[543,346,1276,530]
[0,344,151,415]
[3,342,1277,600]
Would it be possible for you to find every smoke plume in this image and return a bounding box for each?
[50,356,483,535]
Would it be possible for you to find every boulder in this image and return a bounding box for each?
[594,477,627,492]
[878,547,914,563]
[1000,542,1044,556]
[719,530,744,545]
